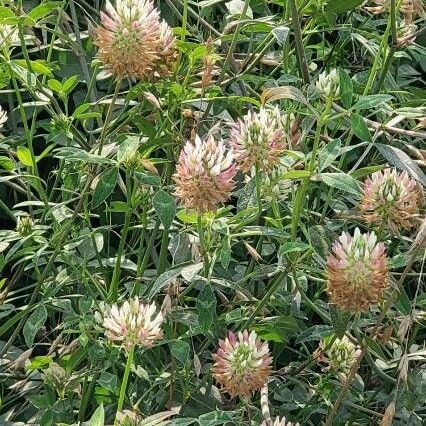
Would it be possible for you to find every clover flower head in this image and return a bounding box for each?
[94,0,175,79]
[229,106,287,173]
[319,335,358,381]
[326,228,389,312]
[98,297,163,349]
[316,68,340,98]
[173,135,236,212]
[360,168,422,233]
[212,330,272,397]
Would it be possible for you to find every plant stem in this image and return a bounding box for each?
[98,78,122,155]
[109,171,132,300]
[117,346,135,413]
[197,213,209,276]
[291,119,322,239]
[288,0,310,84]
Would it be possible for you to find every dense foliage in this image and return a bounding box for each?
[0,0,425,425]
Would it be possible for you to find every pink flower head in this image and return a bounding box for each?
[94,0,175,79]
[212,330,272,397]
[173,135,236,212]
[359,168,422,233]
[99,297,163,349]
[229,106,287,173]
[326,228,389,312]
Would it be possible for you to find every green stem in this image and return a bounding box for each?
[116,346,135,413]
[98,78,122,155]
[109,171,132,301]
[291,120,322,239]
[157,228,170,277]
[288,0,310,84]
[197,213,209,276]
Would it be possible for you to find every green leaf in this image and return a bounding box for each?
[198,410,233,426]
[88,404,105,426]
[329,305,352,338]
[220,238,231,269]
[350,113,372,142]
[352,94,393,110]
[92,168,118,208]
[253,317,300,343]
[170,340,190,364]
[117,135,139,163]
[0,156,14,171]
[14,59,53,77]
[325,0,364,13]
[281,170,311,180]
[23,305,47,347]
[318,138,341,171]
[350,164,384,180]
[308,225,329,259]
[27,2,62,23]
[153,190,176,229]
[134,171,161,187]
[279,241,311,256]
[148,264,189,299]
[97,372,117,392]
[17,146,34,167]
[72,103,91,118]
[375,143,426,187]
[196,285,217,332]
[296,325,333,344]
[0,6,16,21]
[339,69,353,109]
[176,209,198,224]
[317,172,361,196]
[62,75,78,94]
[272,26,289,46]
[47,78,63,94]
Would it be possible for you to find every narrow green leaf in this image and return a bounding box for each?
[318,172,361,196]
[350,113,372,142]
[92,168,118,208]
[153,190,176,229]
[375,143,426,186]
[339,69,353,109]
[23,305,47,347]
[196,285,217,332]
[88,404,105,426]
[352,94,393,110]
[27,2,62,23]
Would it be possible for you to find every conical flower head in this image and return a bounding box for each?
[230,106,287,173]
[98,297,163,349]
[316,68,340,98]
[173,135,236,212]
[326,228,389,312]
[319,335,358,381]
[212,330,272,397]
[94,0,176,79]
[360,168,422,233]
[261,417,300,426]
